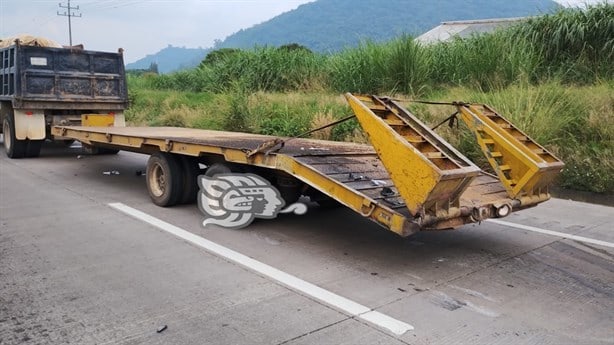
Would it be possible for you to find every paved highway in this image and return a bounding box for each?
[1,142,613,344]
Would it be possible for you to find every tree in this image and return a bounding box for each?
[199,48,242,67]
[278,43,312,53]
[148,62,159,74]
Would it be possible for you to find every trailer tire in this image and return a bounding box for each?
[83,144,119,155]
[2,114,27,159]
[274,175,302,206]
[25,139,43,158]
[146,152,183,207]
[204,162,232,177]
[99,148,120,155]
[62,139,76,147]
[179,156,201,204]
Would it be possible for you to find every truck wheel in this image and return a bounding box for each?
[146,152,183,207]
[25,140,44,158]
[2,115,27,158]
[179,156,201,205]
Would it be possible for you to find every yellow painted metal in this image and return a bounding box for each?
[51,95,562,237]
[456,104,564,198]
[345,93,480,217]
[275,155,420,236]
[82,113,115,127]
[50,125,422,236]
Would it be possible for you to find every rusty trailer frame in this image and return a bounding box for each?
[51,93,563,237]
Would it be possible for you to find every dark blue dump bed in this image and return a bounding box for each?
[0,44,127,110]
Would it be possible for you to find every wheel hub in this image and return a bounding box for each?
[3,120,11,152]
[149,163,166,197]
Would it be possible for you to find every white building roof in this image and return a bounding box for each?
[416,17,526,44]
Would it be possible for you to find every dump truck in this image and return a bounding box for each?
[43,93,563,237]
[0,36,128,158]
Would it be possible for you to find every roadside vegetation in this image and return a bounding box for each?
[126,4,614,193]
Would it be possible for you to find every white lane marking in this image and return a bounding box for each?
[109,202,414,335]
[487,219,614,249]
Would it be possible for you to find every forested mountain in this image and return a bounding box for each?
[126,45,210,74]
[216,0,560,52]
[127,0,559,72]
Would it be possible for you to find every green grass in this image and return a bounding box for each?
[142,4,613,95]
[124,4,614,193]
[403,81,614,193]
[126,77,613,193]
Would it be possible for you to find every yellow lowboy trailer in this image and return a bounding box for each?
[51,93,564,237]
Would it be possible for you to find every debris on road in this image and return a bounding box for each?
[156,325,168,333]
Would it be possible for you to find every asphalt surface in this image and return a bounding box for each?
[1,141,613,345]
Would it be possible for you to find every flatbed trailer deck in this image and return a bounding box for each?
[51,94,563,236]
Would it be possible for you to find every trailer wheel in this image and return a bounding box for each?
[62,139,76,147]
[83,144,119,155]
[204,162,232,177]
[146,152,183,207]
[2,114,27,158]
[179,156,201,204]
[274,175,302,205]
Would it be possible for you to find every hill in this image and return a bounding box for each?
[128,0,560,72]
[126,45,210,74]
[216,0,560,52]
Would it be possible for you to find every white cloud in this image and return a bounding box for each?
[1,0,316,62]
[554,0,607,6]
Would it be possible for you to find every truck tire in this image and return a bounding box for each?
[2,114,27,158]
[146,152,183,207]
[179,156,201,205]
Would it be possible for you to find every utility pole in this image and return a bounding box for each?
[57,0,82,46]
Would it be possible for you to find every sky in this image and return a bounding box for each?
[0,0,606,63]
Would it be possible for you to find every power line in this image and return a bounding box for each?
[94,0,147,11]
[57,0,82,46]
